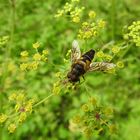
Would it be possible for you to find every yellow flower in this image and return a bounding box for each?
[64,3,72,12]
[25,103,33,113]
[8,93,17,101]
[96,51,104,58]
[20,63,28,71]
[83,127,92,137]
[42,57,48,62]
[52,84,61,95]
[18,112,27,123]
[20,51,29,57]
[8,123,16,133]
[72,115,81,124]
[8,62,16,72]
[98,20,106,28]
[104,54,113,61]
[88,11,96,19]
[55,72,62,78]
[0,114,8,123]
[16,93,25,102]
[33,53,41,61]
[81,104,89,112]
[116,61,124,68]
[89,97,97,106]
[72,16,80,23]
[55,10,64,18]
[27,99,36,105]
[0,36,9,45]
[42,50,48,55]
[29,61,39,70]
[112,46,120,54]
[63,58,68,63]
[33,42,40,49]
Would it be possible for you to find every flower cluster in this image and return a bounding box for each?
[0,91,36,133]
[55,1,106,40]
[20,42,48,71]
[55,0,84,23]
[124,21,140,47]
[96,51,113,62]
[78,17,106,39]
[70,96,117,137]
[95,45,124,72]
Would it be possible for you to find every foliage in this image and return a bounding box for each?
[0,0,140,140]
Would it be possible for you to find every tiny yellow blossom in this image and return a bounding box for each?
[98,20,106,28]
[81,104,89,112]
[55,72,62,78]
[33,42,40,49]
[18,112,27,123]
[8,62,16,72]
[0,36,9,45]
[72,16,80,23]
[83,127,92,137]
[27,99,36,105]
[116,61,124,68]
[112,46,120,54]
[16,93,25,102]
[2,36,9,41]
[0,114,8,123]
[96,51,104,58]
[20,63,28,71]
[42,57,48,62]
[20,51,29,57]
[89,97,97,106]
[25,103,33,113]
[9,93,17,101]
[33,53,41,61]
[55,10,64,18]
[42,50,48,55]
[8,123,16,133]
[104,54,113,61]
[63,58,68,63]
[72,115,81,124]
[29,61,39,70]
[52,82,61,95]
[88,11,96,19]
[64,3,72,12]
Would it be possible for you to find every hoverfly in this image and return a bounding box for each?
[67,40,116,83]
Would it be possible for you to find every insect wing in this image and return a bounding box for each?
[71,40,81,63]
[88,62,116,72]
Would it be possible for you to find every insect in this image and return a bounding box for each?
[67,40,116,83]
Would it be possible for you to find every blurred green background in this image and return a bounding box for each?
[0,0,140,140]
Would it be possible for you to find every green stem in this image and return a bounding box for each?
[33,93,54,108]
